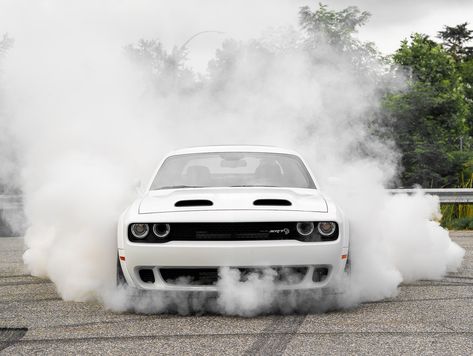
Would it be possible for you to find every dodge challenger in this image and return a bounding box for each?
[117,145,349,291]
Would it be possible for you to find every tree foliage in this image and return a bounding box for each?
[438,23,473,60]
[299,3,370,49]
[438,23,473,142]
[298,4,381,73]
[125,39,196,96]
[126,4,473,188]
[386,33,470,187]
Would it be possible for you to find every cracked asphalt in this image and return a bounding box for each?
[1,232,473,355]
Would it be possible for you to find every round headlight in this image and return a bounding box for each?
[296,222,315,236]
[153,223,171,238]
[317,222,336,236]
[131,223,149,239]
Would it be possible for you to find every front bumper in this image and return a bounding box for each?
[119,239,348,291]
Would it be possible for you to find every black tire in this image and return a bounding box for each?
[117,256,127,286]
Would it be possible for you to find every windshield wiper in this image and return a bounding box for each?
[158,185,205,189]
[158,185,280,189]
[230,185,279,187]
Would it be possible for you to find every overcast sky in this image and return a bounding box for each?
[185,0,473,71]
[1,0,473,72]
[340,0,473,52]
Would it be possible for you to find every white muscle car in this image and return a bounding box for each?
[117,145,349,291]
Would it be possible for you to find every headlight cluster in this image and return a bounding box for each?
[296,221,337,241]
[317,222,336,236]
[296,222,314,236]
[130,223,149,238]
[128,221,338,243]
[153,223,171,238]
[130,223,170,240]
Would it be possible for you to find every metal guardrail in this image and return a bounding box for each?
[1,189,473,209]
[389,188,473,203]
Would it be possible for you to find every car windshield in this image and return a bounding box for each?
[150,152,316,190]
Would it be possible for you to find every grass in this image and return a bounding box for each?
[440,173,473,229]
[441,205,473,229]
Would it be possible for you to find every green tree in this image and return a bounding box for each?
[438,23,473,60]
[462,58,473,135]
[299,3,370,46]
[386,34,470,187]
[207,4,385,95]
[125,39,197,96]
[298,3,381,72]
[438,23,473,142]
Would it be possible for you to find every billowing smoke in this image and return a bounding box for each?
[0,0,464,315]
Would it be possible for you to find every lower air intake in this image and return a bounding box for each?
[312,267,329,282]
[159,266,309,286]
[139,269,155,284]
[160,268,219,285]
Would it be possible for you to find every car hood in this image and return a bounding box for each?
[138,187,328,214]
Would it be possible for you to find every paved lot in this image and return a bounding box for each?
[1,232,473,355]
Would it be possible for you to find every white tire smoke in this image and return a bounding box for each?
[0,0,464,315]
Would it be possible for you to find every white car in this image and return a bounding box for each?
[117,145,349,291]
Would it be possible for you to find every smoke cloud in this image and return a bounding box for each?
[0,0,465,315]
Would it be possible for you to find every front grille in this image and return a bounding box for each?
[128,222,339,243]
[180,222,296,240]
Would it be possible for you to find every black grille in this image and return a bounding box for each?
[128,222,339,243]
[170,222,297,241]
[159,266,309,286]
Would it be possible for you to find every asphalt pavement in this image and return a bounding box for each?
[1,232,473,355]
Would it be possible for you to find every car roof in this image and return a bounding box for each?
[165,145,302,157]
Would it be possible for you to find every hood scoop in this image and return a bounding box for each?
[139,187,327,214]
[175,199,213,207]
[253,199,292,206]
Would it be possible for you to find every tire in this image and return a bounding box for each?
[117,256,127,286]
